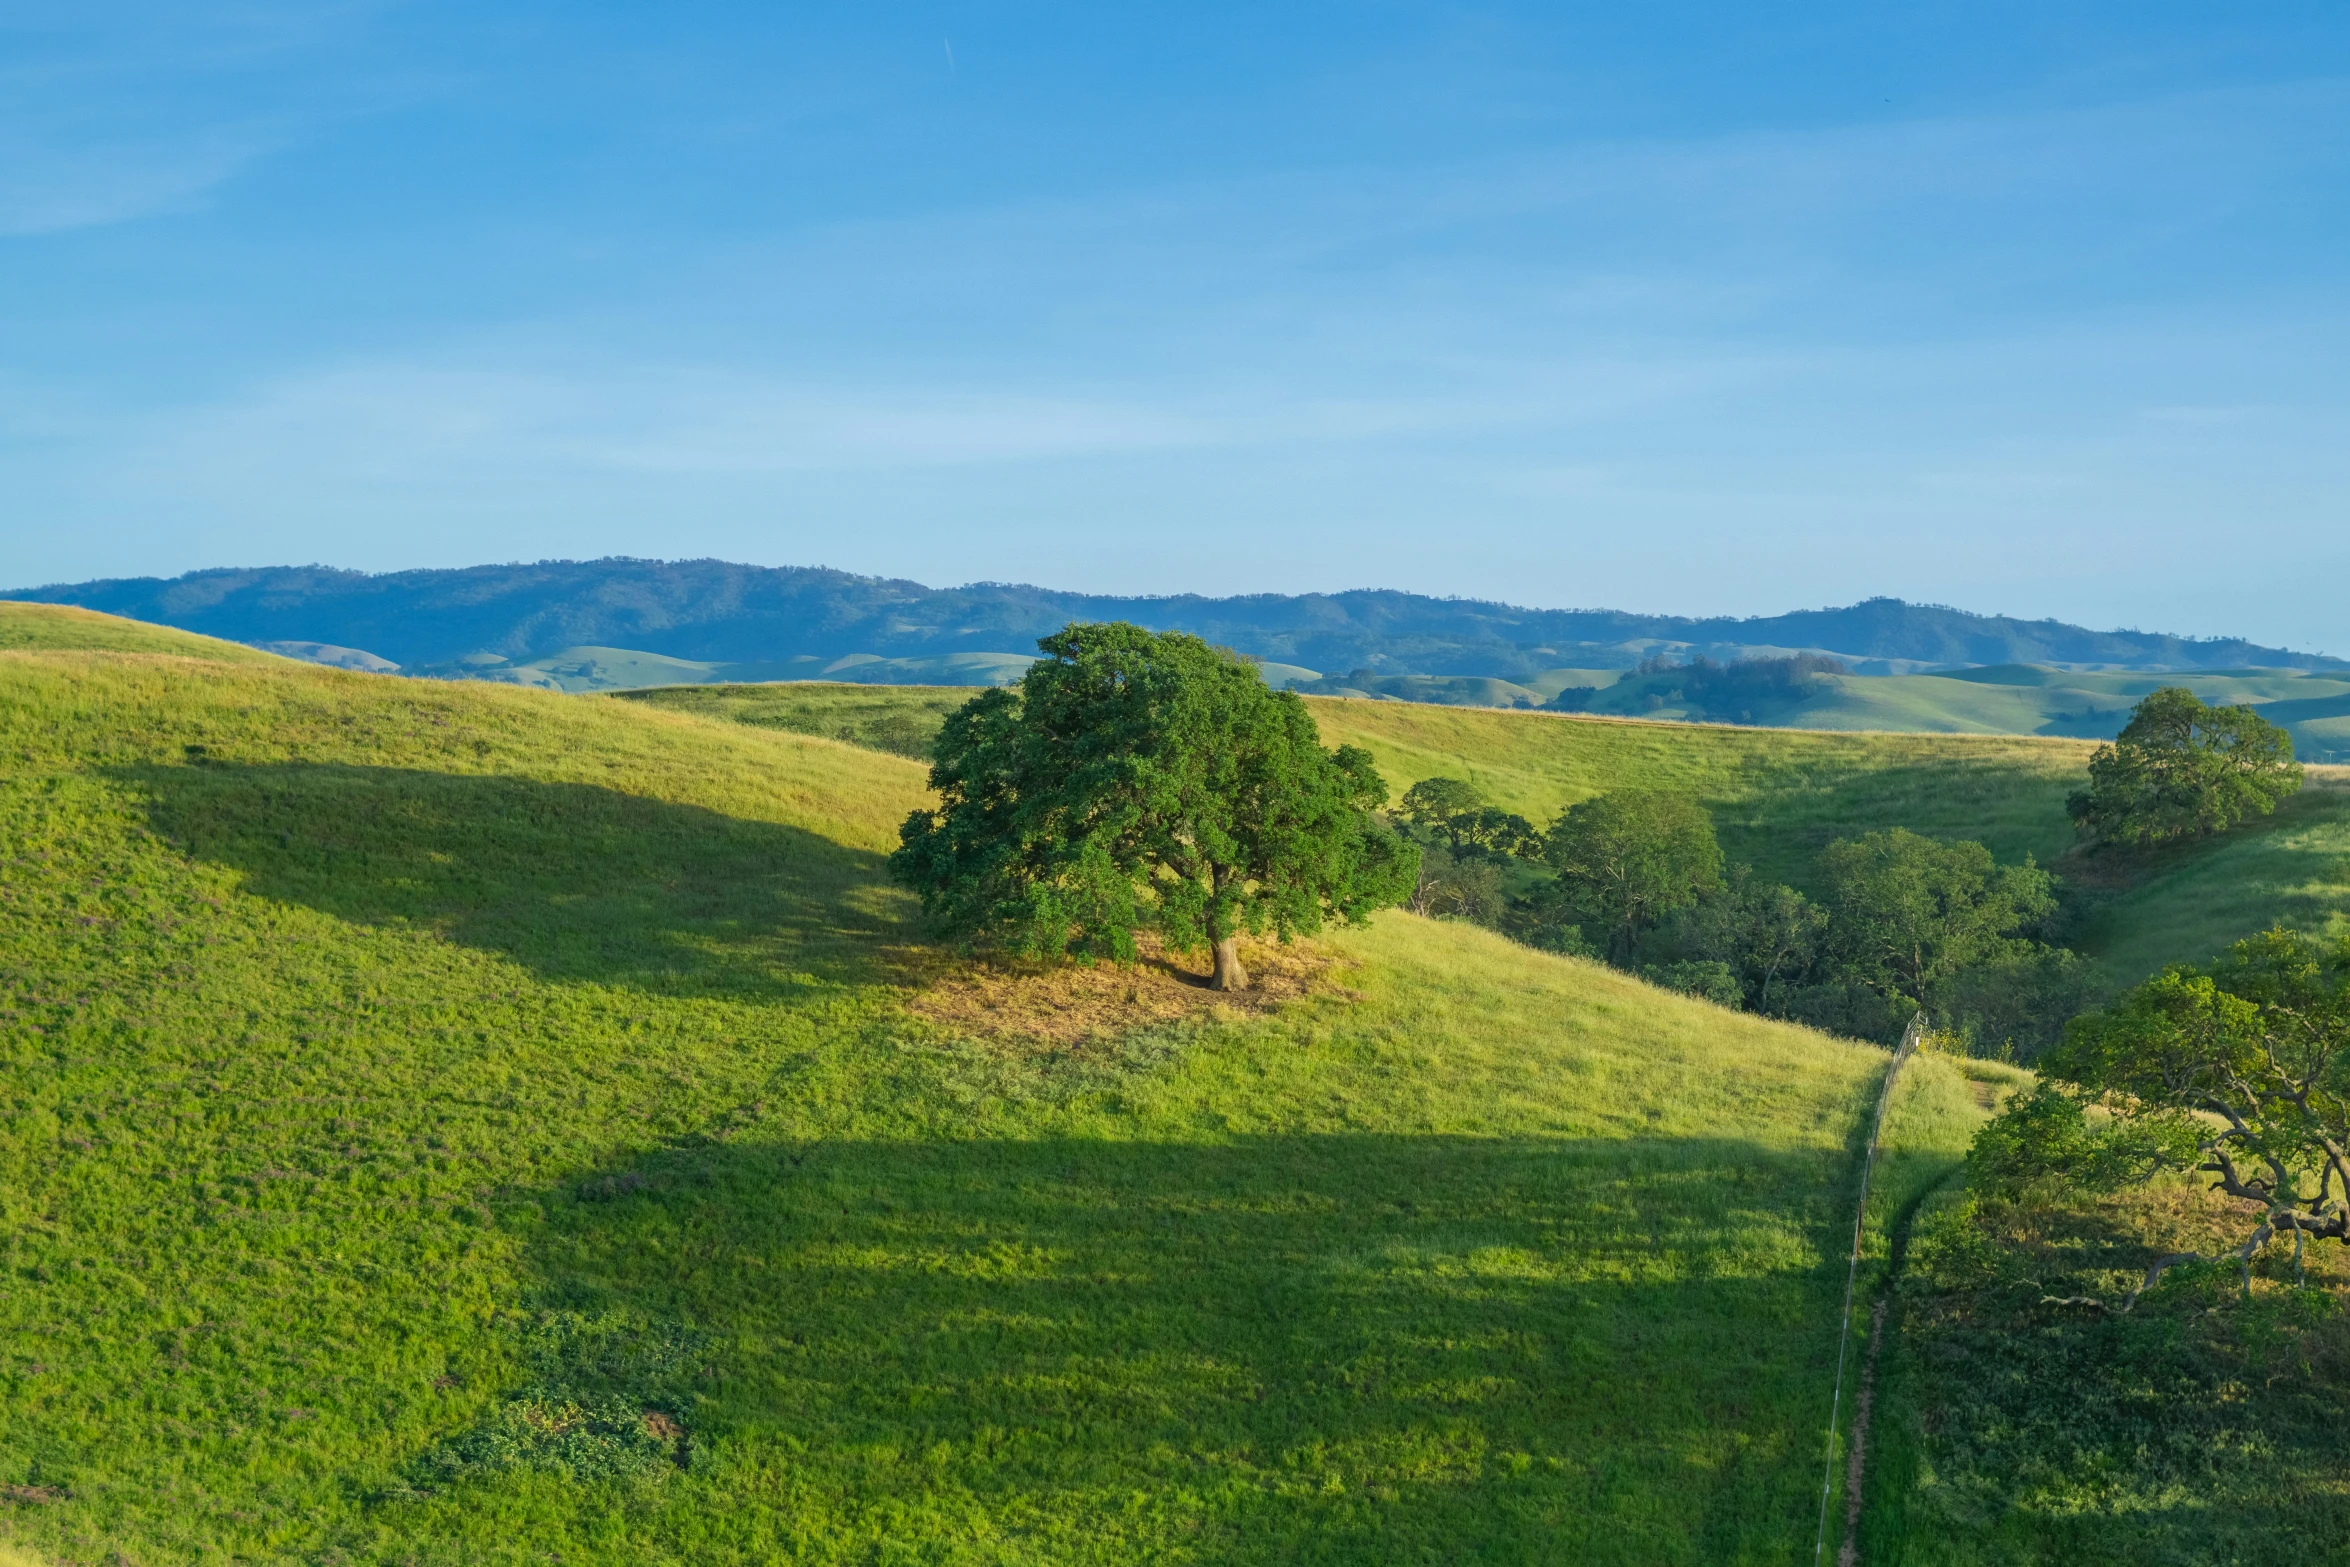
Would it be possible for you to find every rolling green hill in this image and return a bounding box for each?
[408,643,2350,766]
[415,647,1307,697]
[24,562,2344,678]
[414,645,1039,693]
[0,602,281,663]
[1,603,1996,1565]
[1578,662,2350,762]
[1298,698,2350,988]
[614,680,981,759]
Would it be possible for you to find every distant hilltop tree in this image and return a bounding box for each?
[890,621,1417,990]
[2068,687,2302,847]
[1629,653,1847,725]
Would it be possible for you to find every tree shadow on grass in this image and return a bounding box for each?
[1871,1183,2350,1566]
[422,1131,1883,1565]
[119,761,919,999]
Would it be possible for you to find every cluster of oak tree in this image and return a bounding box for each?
[1403,684,2306,1053]
[1400,777,2081,1052]
[1546,651,1850,721]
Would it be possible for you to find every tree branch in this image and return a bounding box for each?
[2039,1251,2203,1315]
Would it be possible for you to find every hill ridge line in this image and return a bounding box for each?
[11,559,2341,674]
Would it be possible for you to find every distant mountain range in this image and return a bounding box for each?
[11,559,2342,687]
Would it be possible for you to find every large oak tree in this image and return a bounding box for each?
[890,622,1417,989]
[1976,928,2350,1303]
[2068,686,2302,847]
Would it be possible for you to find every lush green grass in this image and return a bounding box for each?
[281,610,2350,761]
[1848,1026,2350,1566]
[1258,657,2350,765]
[1870,1171,2350,1563]
[1,610,1954,1564]
[1305,698,2350,988]
[614,681,980,759]
[1839,1051,2022,1567]
[444,644,767,692]
[18,606,2350,1564]
[622,678,2101,884]
[2070,774,2350,979]
[1808,666,2350,764]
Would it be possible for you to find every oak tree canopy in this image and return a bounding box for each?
[891,621,1417,990]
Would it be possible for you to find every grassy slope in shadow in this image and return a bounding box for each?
[616,681,978,760]
[1873,1151,2350,1563]
[1,620,1917,1565]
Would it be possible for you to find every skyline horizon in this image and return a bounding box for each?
[14,552,2341,661]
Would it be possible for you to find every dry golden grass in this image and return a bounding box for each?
[904,932,1358,1048]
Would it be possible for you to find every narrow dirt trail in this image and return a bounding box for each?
[1812,1017,1924,1567]
[1836,1298,1890,1567]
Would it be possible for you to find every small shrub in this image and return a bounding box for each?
[417,1396,684,1485]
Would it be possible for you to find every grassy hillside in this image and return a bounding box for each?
[2066,772,2350,976]
[248,598,2350,763]
[1302,701,2092,887]
[417,646,1039,694]
[1302,700,2350,984]
[2,606,1952,1565]
[1870,1142,2350,1563]
[1799,666,2350,762]
[0,601,280,663]
[613,679,2095,884]
[1577,662,2350,761]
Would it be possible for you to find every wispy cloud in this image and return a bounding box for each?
[109,363,1211,483]
[0,2,398,233]
[0,129,276,235]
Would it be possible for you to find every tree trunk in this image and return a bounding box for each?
[1209,935,1249,991]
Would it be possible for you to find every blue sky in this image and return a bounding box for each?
[4,3,2348,650]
